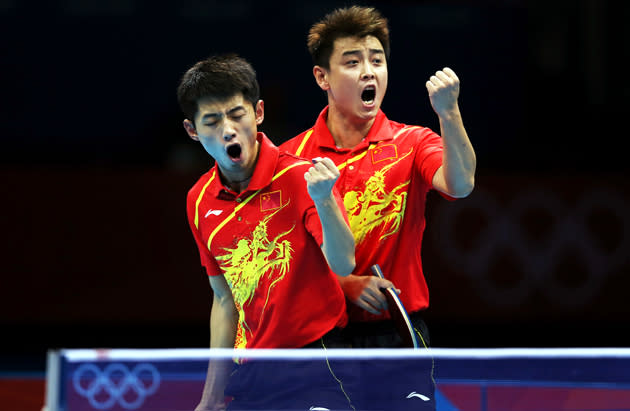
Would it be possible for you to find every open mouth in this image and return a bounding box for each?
[226,143,242,160]
[361,86,376,105]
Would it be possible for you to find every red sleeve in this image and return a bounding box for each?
[186,191,222,276]
[413,127,456,201]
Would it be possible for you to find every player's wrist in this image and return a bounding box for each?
[312,192,337,208]
[437,106,462,123]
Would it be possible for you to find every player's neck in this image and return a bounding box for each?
[220,172,252,193]
[228,178,251,193]
[326,107,374,149]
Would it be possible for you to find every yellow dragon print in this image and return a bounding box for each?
[215,204,294,348]
[344,148,413,244]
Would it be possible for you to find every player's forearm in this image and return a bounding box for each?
[197,295,238,409]
[210,297,238,348]
[315,195,356,276]
[438,109,476,197]
[209,275,238,348]
[196,355,232,411]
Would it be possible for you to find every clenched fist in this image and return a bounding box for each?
[304,157,340,202]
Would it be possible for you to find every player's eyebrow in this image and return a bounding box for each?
[201,105,246,120]
[226,105,247,115]
[342,48,384,57]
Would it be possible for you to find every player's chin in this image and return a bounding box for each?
[357,104,379,119]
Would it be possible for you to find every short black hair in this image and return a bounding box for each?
[308,5,390,69]
[177,53,260,123]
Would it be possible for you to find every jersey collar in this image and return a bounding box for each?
[208,132,279,198]
[313,106,394,151]
[247,132,279,191]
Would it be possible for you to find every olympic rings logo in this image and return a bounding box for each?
[72,363,161,410]
[431,186,629,308]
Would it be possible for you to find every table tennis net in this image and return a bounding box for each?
[45,348,630,411]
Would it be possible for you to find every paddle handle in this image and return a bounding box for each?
[370,264,385,280]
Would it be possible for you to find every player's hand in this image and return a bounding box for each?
[338,275,401,315]
[194,395,228,411]
[304,157,340,202]
[425,67,460,117]
[194,402,226,411]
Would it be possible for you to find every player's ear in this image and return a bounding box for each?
[183,119,199,141]
[313,66,330,91]
[255,99,264,125]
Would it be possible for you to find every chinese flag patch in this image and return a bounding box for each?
[260,190,282,212]
[371,144,398,163]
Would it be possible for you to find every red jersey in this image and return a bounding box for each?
[281,107,446,323]
[187,133,348,348]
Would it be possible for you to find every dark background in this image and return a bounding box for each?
[2,0,629,373]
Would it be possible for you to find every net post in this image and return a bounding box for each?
[43,349,62,411]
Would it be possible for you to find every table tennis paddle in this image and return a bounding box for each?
[371,264,420,349]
